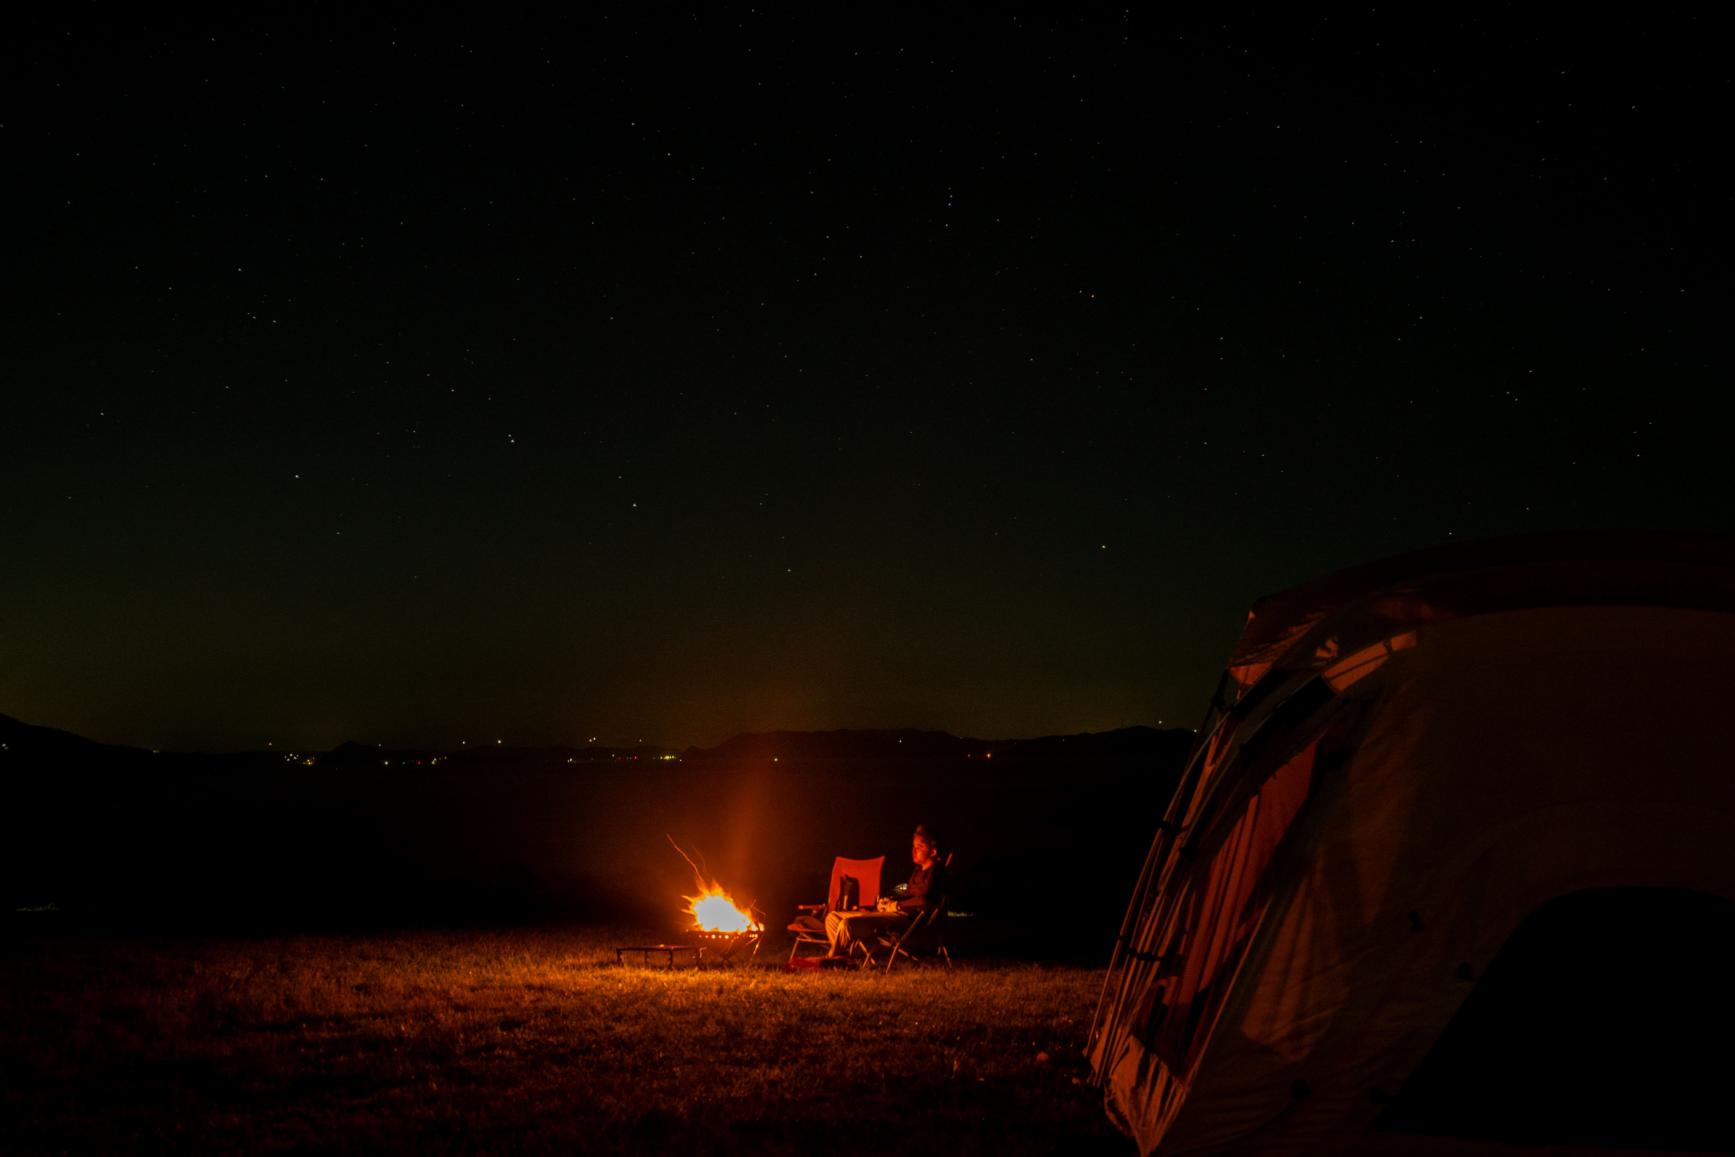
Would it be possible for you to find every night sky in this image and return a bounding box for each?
[4,10,1727,752]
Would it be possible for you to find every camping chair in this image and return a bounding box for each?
[859,852,954,973]
[787,855,884,963]
[863,902,953,973]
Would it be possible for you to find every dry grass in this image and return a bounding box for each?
[1,925,1130,1154]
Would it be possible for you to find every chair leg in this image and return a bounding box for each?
[788,935,831,964]
[883,940,947,974]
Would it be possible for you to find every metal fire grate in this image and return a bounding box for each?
[690,929,762,964]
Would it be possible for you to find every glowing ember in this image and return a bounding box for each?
[686,885,761,933]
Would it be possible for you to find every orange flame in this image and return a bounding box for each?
[667,834,761,933]
[685,884,762,933]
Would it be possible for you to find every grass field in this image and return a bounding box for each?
[2,924,1131,1154]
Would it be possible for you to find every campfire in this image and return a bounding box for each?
[683,882,764,963]
[687,884,762,934]
[669,835,764,962]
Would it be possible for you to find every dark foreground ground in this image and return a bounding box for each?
[1,923,1132,1155]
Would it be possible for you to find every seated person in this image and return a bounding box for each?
[826,824,947,957]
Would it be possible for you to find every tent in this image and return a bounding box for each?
[1088,533,1735,1155]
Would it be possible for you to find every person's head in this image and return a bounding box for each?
[912,824,939,867]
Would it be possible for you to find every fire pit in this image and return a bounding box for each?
[690,928,762,964]
[684,883,763,966]
[666,837,763,966]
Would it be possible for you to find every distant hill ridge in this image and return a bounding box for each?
[1,713,1191,769]
[683,725,1191,763]
[0,713,152,760]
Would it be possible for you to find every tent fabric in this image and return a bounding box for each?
[1215,531,1735,711]
[1088,533,1735,1155]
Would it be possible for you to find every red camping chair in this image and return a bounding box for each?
[788,856,884,962]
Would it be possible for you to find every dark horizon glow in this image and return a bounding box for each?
[3,11,1727,752]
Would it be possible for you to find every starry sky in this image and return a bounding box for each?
[3,10,1727,752]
